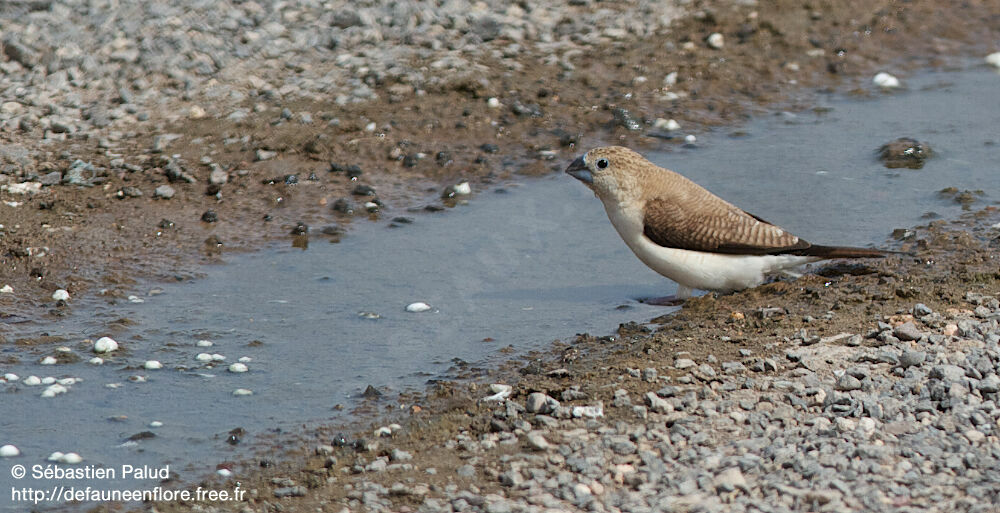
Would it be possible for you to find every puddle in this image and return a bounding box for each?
[1,65,999,510]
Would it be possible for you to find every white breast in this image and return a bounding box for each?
[602,199,819,293]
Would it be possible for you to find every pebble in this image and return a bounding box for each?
[3,373,18,381]
[228,363,249,373]
[150,421,164,428]
[51,289,70,301]
[0,445,20,458]
[653,118,681,131]
[706,33,725,49]
[232,388,253,396]
[714,467,746,492]
[487,97,501,108]
[525,392,559,414]
[893,321,923,341]
[674,358,696,369]
[93,337,119,353]
[525,432,550,451]
[154,185,176,199]
[40,356,57,365]
[61,452,83,464]
[898,350,926,368]
[144,360,163,370]
[873,72,901,88]
[835,373,862,391]
[196,340,214,347]
[23,376,41,386]
[1,285,14,293]
[41,384,68,397]
[89,357,104,365]
[985,52,1000,68]
[406,302,432,313]
[483,384,512,402]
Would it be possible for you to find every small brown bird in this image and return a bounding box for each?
[566,146,887,303]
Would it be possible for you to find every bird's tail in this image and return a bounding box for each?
[798,245,890,259]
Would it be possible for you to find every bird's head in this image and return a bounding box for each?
[565,146,645,203]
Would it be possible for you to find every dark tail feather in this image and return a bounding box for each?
[797,244,889,259]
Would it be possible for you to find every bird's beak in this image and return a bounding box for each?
[565,156,593,185]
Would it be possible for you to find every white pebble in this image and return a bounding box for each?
[663,71,678,86]
[873,72,900,88]
[654,118,681,131]
[406,302,432,313]
[128,295,145,303]
[211,353,226,361]
[232,388,253,396]
[89,357,104,365]
[93,337,119,353]
[228,363,248,373]
[238,356,252,363]
[52,289,70,301]
[56,346,72,352]
[684,134,697,145]
[61,452,83,464]
[41,384,68,398]
[0,285,13,293]
[364,201,379,212]
[985,52,1000,68]
[41,376,56,385]
[144,360,163,370]
[57,378,77,386]
[128,375,147,383]
[452,182,472,195]
[364,121,377,132]
[196,340,214,347]
[149,421,163,428]
[486,97,501,108]
[571,403,605,419]
[374,426,392,437]
[40,356,57,365]
[195,353,214,362]
[707,32,724,49]
[3,373,19,382]
[23,376,41,386]
[0,445,20,458]
[47,452,64,462]
[483,384,512,402]
[217,468,233,477]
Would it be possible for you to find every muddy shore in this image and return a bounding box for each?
[0,0,998,512]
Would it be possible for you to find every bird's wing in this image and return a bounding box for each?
[642,196,811,255]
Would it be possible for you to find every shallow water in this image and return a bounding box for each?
[1,65,998,510]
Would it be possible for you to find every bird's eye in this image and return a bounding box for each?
[596,158,609,169]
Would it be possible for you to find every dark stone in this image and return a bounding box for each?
[332,198,354,214]
[878,138,932,169]
[201,210,218,223]
[352,184,375,196]
[480,143,499,153]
